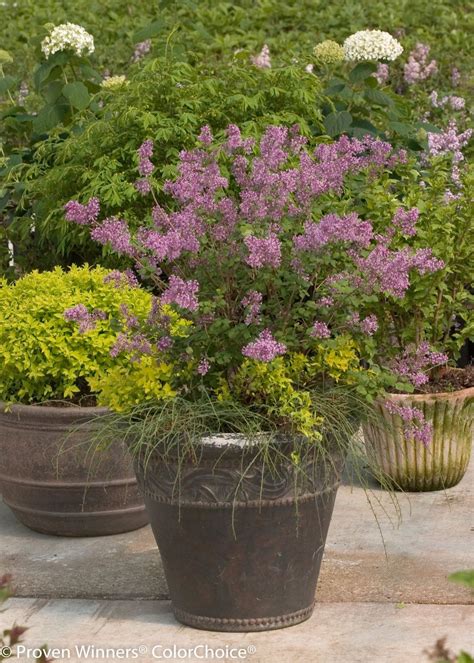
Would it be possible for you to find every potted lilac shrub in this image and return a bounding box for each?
[361,163,473,491]
[65,124,444,631]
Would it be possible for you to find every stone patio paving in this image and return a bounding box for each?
[2,458,473,662]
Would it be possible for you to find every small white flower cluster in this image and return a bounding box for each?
[343,30,403,62]
[41,23,95,59]
[101,75,128,90]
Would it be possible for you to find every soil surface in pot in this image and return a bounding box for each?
[414,366,474,394]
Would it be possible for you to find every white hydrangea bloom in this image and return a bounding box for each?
[41,23,95,59]
[343,30,403,62]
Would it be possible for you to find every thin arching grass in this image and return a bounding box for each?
[61,384,403,541]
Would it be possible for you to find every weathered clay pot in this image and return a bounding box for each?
[363,386,474,491]
[135,434,341,632]
[0,404,148,536]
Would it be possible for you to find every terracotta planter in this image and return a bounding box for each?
[135,435,341,632]
[363,386,474,491]
[0,404,148,536]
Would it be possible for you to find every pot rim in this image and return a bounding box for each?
[0,401,108,423]
[383,384,474,402]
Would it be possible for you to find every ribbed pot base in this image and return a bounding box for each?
[0,403,147,536]
[363,386,473,491]
[173,602,315,632]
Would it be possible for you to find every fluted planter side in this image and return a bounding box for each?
[363,387,474,491]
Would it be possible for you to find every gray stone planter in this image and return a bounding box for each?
[0,403,148,536]
[363,386,473,491]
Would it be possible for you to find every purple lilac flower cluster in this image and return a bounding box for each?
[384,400,433,446]
[64,124,445,408]
[160,275,199,312]
[348,313,378,336]
[242,329,286,362]
[392,207,419,236]
[110,332,152,359]
[352,242,443,298]
[138,141,154,173]
[241,291,263,325]
[64,304,106,333]
[197,358,211,375]
[294,213,373,251]
[427,120,472,185]
[250,44,271,69]
[403,43,437,85]
[310,321,331,339]
[244,233,282,268]
[103,269,139,289]
[390,342,448,388]
[131,39,151,63]
[64,197,100,225]
[90,218,134,256]
[373,63,389,85]
[429,91,465,111]
[451,67,461,87]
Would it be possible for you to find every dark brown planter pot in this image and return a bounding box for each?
[135,435,341,632]
[0,403,148,536]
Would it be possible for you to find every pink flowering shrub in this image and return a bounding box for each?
[65,124,448,441]
[404,43,438,85]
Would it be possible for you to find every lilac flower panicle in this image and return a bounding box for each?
[404,43,438,85]
[110,332,152,359]
[64,197,100,225]
[157,336,173,351]
[241,290,263,325]
[131,39,151,63]
[310,321,331,339]
[360,314,378,335]
[393,207,419,236]
[103,269,139,289]
[197,358,211,375]
[242,329,286,362]
[198,125,213,145]
[161,275,199,311]
[251,44,271,69]
[137,140,154,177]
[451,67,460,87]
[64,304,106,333]
[443,190,462,204]
[135,179,152,195]
[319,296,335,308]
[390,342,448,388]
[244,234,282,269]
[373,63,389,85]
[427,120,472,183]
[348,313,378,335]
[294,213,373,252]
[384,400,433,446]
[354,240,443,299]
[430,91,465,111]
[90,218,134,256]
